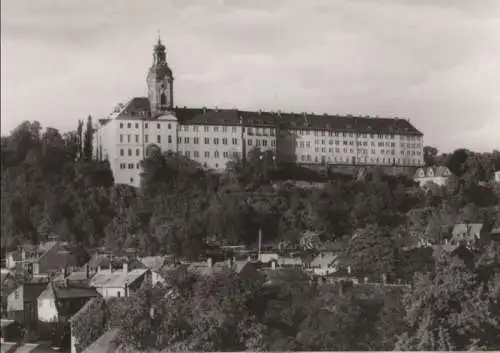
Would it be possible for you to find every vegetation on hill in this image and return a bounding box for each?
[2,120,500,350]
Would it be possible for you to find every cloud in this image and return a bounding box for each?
[1,0,499,153]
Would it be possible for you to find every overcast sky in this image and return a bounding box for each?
[1,0,499,153]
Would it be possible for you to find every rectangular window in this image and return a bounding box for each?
[145,123,148,129]
[248,140,253,146]
[184,126,189,132]
[157,123,161,129]
[223,151,229,158]
[271,140,276,147]
[232,127,237,133]
[213,126,219,132]
[168,135,172,143]
[214,138,219,145]
[214,151,220,158]
[204,138,210,144]
[232,138,238,145]
[136,149,140,156]
[120,134,123,143]
[135,134,139,143]
[120,149,124,156]
[145,135,149,143]
[222,138,227,145]
[193,126,199,132]
[184,137,189,143]
[194,151,199,158]
[120,123,123,128]
[128,163,134,169]
[157,135,161,144]
[204,151,210,158]
[222,127,228,132]
[262,140,268,147]
[194,137,199,144]
[135,123,139,129]
[185,151,191,158]
[204,126,209,132]
[256,140,261,147]
[127,135,131,143]
[128,149,132,156]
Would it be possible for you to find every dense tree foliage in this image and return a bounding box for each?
[2,121,500,350]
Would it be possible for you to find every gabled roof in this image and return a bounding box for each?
[310,251,338,268]
[139,256,167,272]
[452,223,483,240]
[415,166,451,179]
[114,97,151,120]
[89,269,148,288]
[21,282,48,302]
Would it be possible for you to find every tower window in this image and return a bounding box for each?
[160,93,166,106]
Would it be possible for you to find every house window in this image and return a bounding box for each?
[157,135,161,144]
[158,123,161,129]
[204,138,210,144]
[119,134,123,143]
[136,149,140,156]
[145,135,149,143]
[168,135,172,143]
[128,149,132,156]
[127,123,131,128]
[120,149,124,156]
[119,123,123,128]
[145,123,149,129]
[135,135,139,143]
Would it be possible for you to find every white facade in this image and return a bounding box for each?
[93,39,425,187]
[37,297,58,322]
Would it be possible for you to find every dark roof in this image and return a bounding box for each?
[54,286,99,299]
[115,97,151,120]
[173,107,422,135]
[23,283,48,302]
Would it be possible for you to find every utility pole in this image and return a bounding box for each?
[258,228,262,261]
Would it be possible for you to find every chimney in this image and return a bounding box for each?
[207,258,212,268]
[123,262,128,274]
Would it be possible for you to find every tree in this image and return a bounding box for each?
[71,297,106,353]
[83,115,94,161]
[423,146,438,166]
[396,243,500,351]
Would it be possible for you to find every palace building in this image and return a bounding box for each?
[94,38,424,187]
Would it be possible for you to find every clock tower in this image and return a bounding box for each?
[147,35,174,117]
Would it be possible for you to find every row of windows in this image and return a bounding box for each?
[119,134,173,144]
[293,130,422,140]
[178,137,239,145]
[120,148,142,157]
[298,154,421,165]
[180,150,241,159]
[247,139,276,147]
[119,122,172,130]
[119,162,141,169]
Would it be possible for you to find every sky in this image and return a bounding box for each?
[1,0,499,153]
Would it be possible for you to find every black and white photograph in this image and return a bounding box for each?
[1,0,500,351]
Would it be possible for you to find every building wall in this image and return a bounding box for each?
[495,171,500,183]
[177,123,243,170]
[37,298,58,322]
[7,287,23,312]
